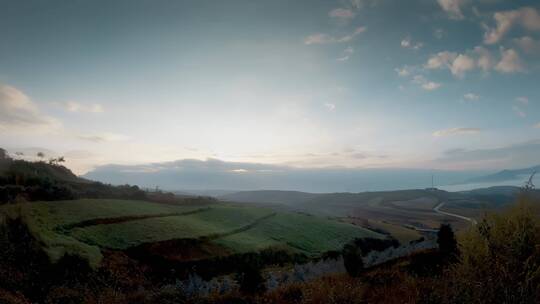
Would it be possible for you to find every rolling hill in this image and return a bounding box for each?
[465,164,540,184]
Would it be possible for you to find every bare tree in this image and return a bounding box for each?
[523,171,536,191]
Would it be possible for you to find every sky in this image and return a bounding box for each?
[1,0,540,176]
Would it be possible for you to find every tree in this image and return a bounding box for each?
[342,242,364,277]
[0,148,7,160]
[237,264,266,294]
[437,224,457,257]
[36,152,45,161]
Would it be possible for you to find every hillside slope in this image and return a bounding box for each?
[465,164,540,183]
[0,158,146,203]
[221,190,319,205]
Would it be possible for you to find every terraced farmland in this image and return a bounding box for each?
[68,205,274,249]
[0,199,383,264]
[214,212,383,255]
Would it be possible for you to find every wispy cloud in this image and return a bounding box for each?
[304,34,334,45]
[323,103,336,111]
[56,101,104,113]
[412,75,441,91]
[394,65,417,77]
[433,28,445,39]
[483,7,540,44]
[329,8,355,20]
[400,36,423,50]
[304,27,366,45]
[327,0,379,23]
[514,36,540,54]
[337,46,354,61]
[77,132,131,143]
[437,0,465,20]
[495,48,524,73]
[0,83,61,133]
[433,127,481,137]
[463,93,480,101]
[425,51,475,78]
[512,96,529,118]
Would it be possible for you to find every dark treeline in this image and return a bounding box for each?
[0,155,147,204]
[0,152,219,205]
[126,238,310,282]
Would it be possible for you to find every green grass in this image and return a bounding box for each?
[68,205,274,249]
[1,199,385,265]
[214,212,383,256]
[0,199,203,266]
[368,220,422,244]
[26,199,202,227]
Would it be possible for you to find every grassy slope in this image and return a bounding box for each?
[215,212,383,255]
[29,199,203,227]
[0,199,203,266]
[1,199,383,263]
[69,205,273,249]
[367,221,422,244]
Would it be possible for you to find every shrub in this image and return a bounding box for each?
[448,194,540,303]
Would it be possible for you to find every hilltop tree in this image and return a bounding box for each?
[36,152,45,161]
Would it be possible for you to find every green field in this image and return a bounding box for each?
[215,212,382,254]
[0,199,383,265]
[69,205,273,249]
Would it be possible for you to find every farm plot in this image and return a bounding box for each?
[68,205,274,249]
[0,199,211,265]
[1,199,386,264]
[213,212,384,256]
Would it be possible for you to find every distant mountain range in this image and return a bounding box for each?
[83,159,483,193]
[465,164,540,184]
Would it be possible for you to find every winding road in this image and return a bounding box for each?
[433,202,477,225]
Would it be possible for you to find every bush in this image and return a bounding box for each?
[448,194,540,303]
